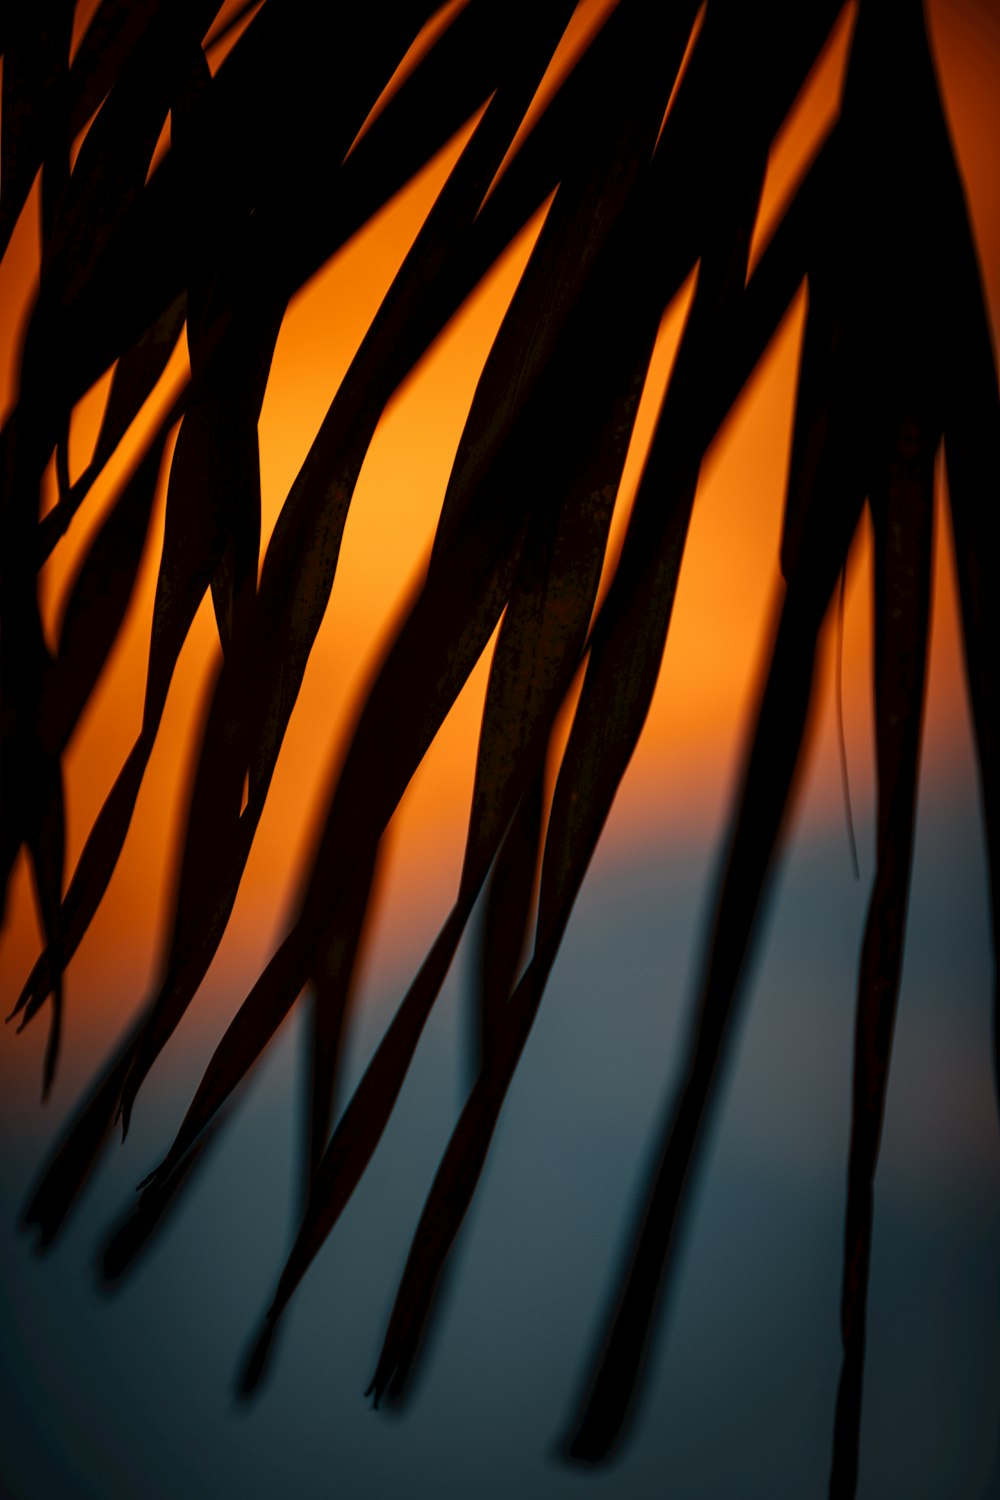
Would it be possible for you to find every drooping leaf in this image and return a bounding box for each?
[41,430,169,758]
[91,292,188,477]
[365,0,856,1411]
[202,0,261,59]
[1,0,993,1480]
[473,748,547,1076]
[65,0,166,141]
[303,296,658,1347]
[98,1110,229,1286]
[0,414,59,921]
[146,22,708,1389]
[566,1,967,1459]
[13,747,147,1028]
[41,0,223,308]
[830,414,936,1500]
[939,124,1000,1125]
[302,848,379,1196]
[25,755,66,1096]
[173,38,264,657]
[9,434,168,1046]
[17,2,492,1010]
[822,7,982,1489]
[234,3,858,1404]
[0,10,213,937]
[22,1022,144,1247]
[0,1,74,263]
[111,0,574,1128]
[35,291,187,563]
[117,0,685,1139]
[234,904,468,1397]
[12,0,441,527]
[19,39,274,1024]
[16,346,272,1030]
[564,348,868,1462]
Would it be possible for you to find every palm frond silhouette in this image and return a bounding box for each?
[1,1,996,1493]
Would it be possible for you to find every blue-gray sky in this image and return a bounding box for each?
[2,782,997,1499]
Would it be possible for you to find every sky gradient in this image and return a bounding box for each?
[1,2,999,1495]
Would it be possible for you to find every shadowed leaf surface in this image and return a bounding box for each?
[362,0,860,1415]
[22,1023,143,1247]
[35,291,186,563]
[830,415,935,1500]
[0,1,75,263]
[98,1111,228,1286]
[120,0,695,1151]
[473,764,546,1075]
[941,143,1000,1121]
[1,0,997,1484]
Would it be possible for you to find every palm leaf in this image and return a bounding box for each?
[0,1,75,262]
[939,120,1000,1125]
[22,1021,144,1246]
[568,0,970,1467]
[35,291,186,562]
[472,726,547,1077]
[362,0,855,1412]
[117,0,693,1139]
[2,0,997,1481]
[830,415,936,1499]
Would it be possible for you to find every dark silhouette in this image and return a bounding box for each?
[0,2,996,1495]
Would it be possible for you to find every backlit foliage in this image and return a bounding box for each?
[1,2,996,1493]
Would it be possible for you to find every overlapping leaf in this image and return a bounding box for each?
[120,0,694,1148]
[3,7,218,1012]
[18,0,549,1062]
[20,0,620,1233]
[568,2,976,1475]
[3,0,998,1483]
[36,291,187,562]
[23,1021,144,1246]
[0,0,74,262]
[115,1,706,1387]
[367,0,852,1414]
[830,416,935,1500]
[151,0,845,1403]
[940,134,1000,1126]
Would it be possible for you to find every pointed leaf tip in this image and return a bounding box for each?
[238,1318,277,1399]
[41,984,63,1100]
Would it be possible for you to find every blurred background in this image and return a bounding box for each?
[1,1,998,1494]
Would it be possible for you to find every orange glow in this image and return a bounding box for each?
[69,0,102,64]
[347,0,472,161]
[1,0,998,1101]
[204,1,267,76]
[484,0,619,204]
[747,2,856,278]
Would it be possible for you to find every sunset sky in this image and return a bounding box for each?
[1,3,998,1496]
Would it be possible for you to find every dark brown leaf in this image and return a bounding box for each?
[25,756,66,1096]
[303,848,380,1196]
[35,291,188,564]
[363,0,852,1412]
[940,129,1000,1129]
[22,1022,144,1246]
[98,1110,228,1286]
[65,0,166,140]
[0,1,74,262]
[116,0,679,1137]
[830,416,935,1500]
[41,430,169,756]
[473,765,546,1075]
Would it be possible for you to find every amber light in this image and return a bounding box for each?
[0,0,996,1100]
